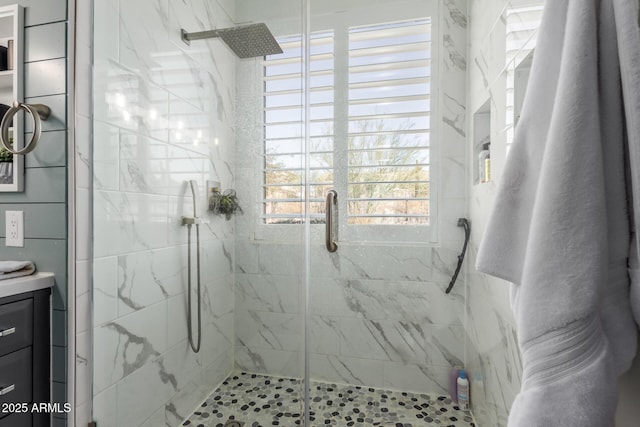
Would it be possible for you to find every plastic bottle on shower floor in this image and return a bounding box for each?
[449,365,462,402]
[457,369,470,410]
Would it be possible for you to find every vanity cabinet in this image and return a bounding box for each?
[0,289,50,427]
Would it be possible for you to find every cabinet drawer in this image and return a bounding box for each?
[0,299,33,358]
[0,410,31,427]
[0,347,32,418]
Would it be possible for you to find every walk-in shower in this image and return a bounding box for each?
[90,0,472,426]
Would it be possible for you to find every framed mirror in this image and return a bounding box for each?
[0,4,23,192]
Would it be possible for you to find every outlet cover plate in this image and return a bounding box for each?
[6,210,24,247]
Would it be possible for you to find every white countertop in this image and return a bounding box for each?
[0,272,54,299]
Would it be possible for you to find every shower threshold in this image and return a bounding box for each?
[182,371,475,427]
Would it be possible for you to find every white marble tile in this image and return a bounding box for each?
[93,191,169,257]
[442,98,467,148]
[308,278,356,317]
[162,341,200,394]
[200,312,235,366]
[201,239,235,280]
[236,273,300,314]
[119,0,170,82]
[167,193,198,246]
[140,407,166,427]
[235,239,261,275]
[235,346,302,379]
[432,245,464,286]
[94,60,171,139]
[94,0,118,63]
[93,302,168,394]
[75,114,91,190]
[195,346,233,397]
[93,386,117,427]
[75,331,90,406]
[116,356,176,427]
[117,248,187,316]
[310,278,463,325]
[331,317,463,367]
[119,132,170,195]
[166,0,210,53]
[310,244,434,281]
[92,121,119,191]
[76,188,92,261]
[383,362,450,395]
[167,295,189,349]
[168,95,210,156]
[235,310,302,352]
[93,256,118,326]
[310,354,384,388]
[76,261,92,334]
[76,291,90,335]
[255,242,306,276]
[165,145,208,196]
[310,315,341,355]
[75,400,90,427]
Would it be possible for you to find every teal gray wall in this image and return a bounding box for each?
[0,0,69,425]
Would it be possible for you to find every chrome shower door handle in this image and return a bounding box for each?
[325,190,338,253]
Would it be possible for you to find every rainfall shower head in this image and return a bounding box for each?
[181,23,283,58]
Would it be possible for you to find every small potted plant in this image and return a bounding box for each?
[209,189,243,220]
[0,142,12,184]
[0,147,11,162]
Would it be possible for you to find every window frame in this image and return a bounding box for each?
[256,1,439,244]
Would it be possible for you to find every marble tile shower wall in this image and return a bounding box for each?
[90,1,237,426]
[233,0,469,396]
[465,1,543,426]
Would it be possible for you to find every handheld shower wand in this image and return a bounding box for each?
[183,180,202,353]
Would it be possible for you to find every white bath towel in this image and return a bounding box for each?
[476,0,640,426]
[614,0,640,325]
[0,261,36,280]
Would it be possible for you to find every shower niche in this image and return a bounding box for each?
[473,99,491,185]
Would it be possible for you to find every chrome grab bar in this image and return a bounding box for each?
[0,100,51,155]
[325,190,338,253]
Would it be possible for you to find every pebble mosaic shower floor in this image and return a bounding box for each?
[182,371,476,427]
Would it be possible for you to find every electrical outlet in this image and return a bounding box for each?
[5,210,24,247]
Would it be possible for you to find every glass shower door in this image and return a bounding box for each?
[304,0,469,425]
[90,0,307,426]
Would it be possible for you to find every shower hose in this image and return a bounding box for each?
[186,222,202,353]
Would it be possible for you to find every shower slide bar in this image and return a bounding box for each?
[326,190,338,253]
[0,100,51,155]
[183,180,202,353]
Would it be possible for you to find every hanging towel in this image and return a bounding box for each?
[614,0,640,325]
[0,261,36,280]
[476,0,640,426]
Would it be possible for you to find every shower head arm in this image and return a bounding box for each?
[181,29,221,45]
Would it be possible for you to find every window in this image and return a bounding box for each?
[347,20,431,225]
[263,18,432,229]
[263,32,335,224]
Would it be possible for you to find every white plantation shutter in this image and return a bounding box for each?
[347,19,432,225]
[262,18,434,231]
[263,32,335,224]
